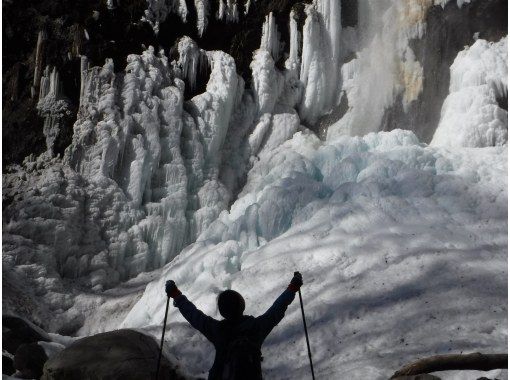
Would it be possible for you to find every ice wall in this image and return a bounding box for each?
[431,37,508,147]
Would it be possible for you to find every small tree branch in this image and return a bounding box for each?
[391,353,508,378]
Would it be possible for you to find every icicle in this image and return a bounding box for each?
[79,56,90,105]
[260,12,280,61]
[174,36,208,93]
[33,30,47,93]
[143,0,188,34]
[217,0,238,22]
[298,0,342,125]
[285,10,300,73]
[194,0,209,36]
[244,0,254,15]
[37,66,71,155]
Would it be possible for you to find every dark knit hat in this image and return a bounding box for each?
[218,290,245,320]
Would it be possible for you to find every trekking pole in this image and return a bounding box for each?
[156,295,171,380]
[296,272,316,380]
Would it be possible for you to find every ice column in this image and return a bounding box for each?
[37,66,71,155]
[260,12,280,61]
[194,0,210,36]
[299,0,342,125]
[32,30,47,98]
[218,0,238,22]
[285,10,300,74]
[174,36,208,93]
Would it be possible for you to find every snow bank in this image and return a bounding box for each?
[122,129,507,379]
[431,37,508,148]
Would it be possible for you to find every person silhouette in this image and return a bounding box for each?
[165,272,303,379]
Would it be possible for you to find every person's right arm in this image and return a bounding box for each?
[166,280,219,343]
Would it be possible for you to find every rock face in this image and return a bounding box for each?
[381,0,507,143]
[41,329,180,380]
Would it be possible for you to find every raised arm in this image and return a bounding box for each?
[256,272,303,339]
[166,280,219,343]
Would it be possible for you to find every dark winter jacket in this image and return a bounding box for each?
[174,289,296,379]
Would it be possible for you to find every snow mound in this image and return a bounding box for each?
[122,129,507,379]
[431,37,508,148]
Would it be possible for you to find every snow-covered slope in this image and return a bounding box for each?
[122,129,507,379]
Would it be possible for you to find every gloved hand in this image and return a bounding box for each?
[165,280,182,298]
[288,272,303,292]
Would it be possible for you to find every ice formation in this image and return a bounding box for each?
[326,0,430,138]
[299,0,342,125]
[37,66,72,155]
[217,0,238,23]
[260,12,281,62]
[3,0,508,378]
[143,0,189,33]
[194,0,210,36]
[431,37,508,147]
[32,30,46,94]
[123,129,507,378]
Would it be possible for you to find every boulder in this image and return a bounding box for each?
[14,342,48,379]
[42,329,181,380]
[3,354,15,375]
[3,315,50,355]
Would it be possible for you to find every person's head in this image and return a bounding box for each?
[218,289,245,320]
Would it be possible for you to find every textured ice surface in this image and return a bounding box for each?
[123,129,507,379]
[431,37,508,147]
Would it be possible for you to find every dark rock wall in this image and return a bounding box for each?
[381,0,507,143]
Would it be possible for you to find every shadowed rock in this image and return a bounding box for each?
[42,329,182,380]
